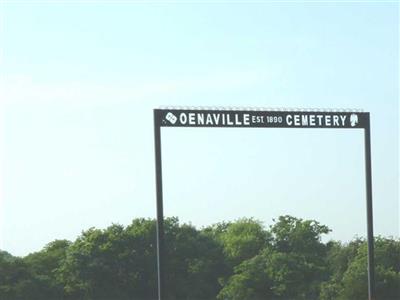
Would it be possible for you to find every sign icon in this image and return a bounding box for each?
[165,112,178,124]
[350,114,359,127]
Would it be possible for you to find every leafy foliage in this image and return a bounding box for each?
[218,216,332,300]
[0,216,398,300]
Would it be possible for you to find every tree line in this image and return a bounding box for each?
[0,215,399,300]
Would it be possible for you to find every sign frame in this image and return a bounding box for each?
[153,108,375,300]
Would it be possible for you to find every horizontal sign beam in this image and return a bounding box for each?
[155,109,368,129]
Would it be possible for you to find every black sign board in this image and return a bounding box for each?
[153,108,375,300]
[155,109,368,128]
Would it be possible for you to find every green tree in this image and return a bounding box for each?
[2,216,399,300]
[320,239,364,300]
[0,251,16,263]
[270,215,330,257]
[339,237,400,300]
[0,242,71,300]
[217,218,271,267]
[217,249,274,300]
[0,256,46,300]
[57,217,225,300]
[163,218,227,300]
[57,220,158,300]
[218,216,331,300]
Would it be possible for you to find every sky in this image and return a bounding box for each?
[0,1,398,256]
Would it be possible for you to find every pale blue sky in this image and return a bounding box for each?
[0,2,398,256]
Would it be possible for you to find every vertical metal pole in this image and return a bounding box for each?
[364,114,376,300]
[154,110,165,300]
